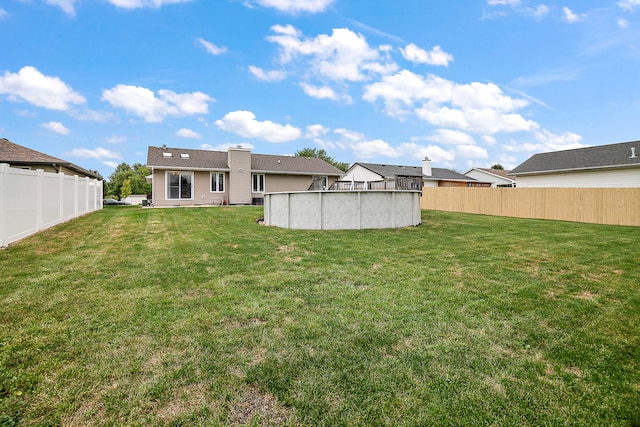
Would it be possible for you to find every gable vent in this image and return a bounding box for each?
[163,152,172,158]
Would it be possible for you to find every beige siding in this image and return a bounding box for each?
[228,149,252,204]
[153,170,228,206]
[264,174,314,193]
[421,187,640,226]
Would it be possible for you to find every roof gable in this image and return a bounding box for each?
[511,140,640,175]
[466,168,516,181]
[0,138,102,179]
[1,137,66,164]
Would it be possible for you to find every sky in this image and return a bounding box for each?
[1,0,640,179]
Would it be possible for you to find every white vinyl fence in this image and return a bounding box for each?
[0,163,103,247]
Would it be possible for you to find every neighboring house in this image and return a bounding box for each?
[0,138,102,180]
[340,158,489,189]
[464,168,516,187]
[510,140,640,188]
[122,194,148,205]
[146,145,343,206]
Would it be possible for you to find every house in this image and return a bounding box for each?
[339,158,489,189]
[510,140,640,188]
[146,145,344,206]
[0,138,102,180]
[464,168,516,187]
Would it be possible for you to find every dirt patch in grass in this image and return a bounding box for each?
[155,382,216,423]
[574,290,597,301]
[229,386,294,426]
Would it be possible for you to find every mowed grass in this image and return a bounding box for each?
[0,206,638,426]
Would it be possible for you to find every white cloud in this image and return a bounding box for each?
[400,43,454,66]
[201,142,255,151]
[248,66,287,81]
[65,147,122,161]
[176,128,202,139]
[45,0,78,16]
[617,17,630,28]
[104,161,120,169]
[0,66,86,111]
[254,0,335,13]
[562,7,583,23]
[215,110,301,142]
[0,8,9,19]
[488,0,520,5]
[426,129,475,145]
[101,84,214,122]
[300,83,352,102]
[364,70,537,135]
[504,129,584,152]
[331,127,457,163]
[106,135,127,144]
[456,144,488,159]
[197,38,227,55]
[618,0,640,11]
[305,124,330,139]
[107,0,193,9]
[267,25,392,82]
[529,5,549,19]
[41,121,70,136]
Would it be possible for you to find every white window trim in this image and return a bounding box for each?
[252,173,265,193]
[166,171,194,200]
[210,172,225,193]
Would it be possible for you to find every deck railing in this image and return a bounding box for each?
[311,177,423,192]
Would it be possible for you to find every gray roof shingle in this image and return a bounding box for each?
[147,146,343,176]
[355,162,476,181]
[511,140,640,175]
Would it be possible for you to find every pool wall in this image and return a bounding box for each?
[264,191,422,230]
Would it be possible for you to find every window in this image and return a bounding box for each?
[312,175,328,190]
[252,174,265,193]
[211,172,224,192]
[167,171,193,200]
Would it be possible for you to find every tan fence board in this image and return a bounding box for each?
[421,188,640,226]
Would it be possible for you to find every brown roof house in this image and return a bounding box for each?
[0,138,102,180]
[464,168,516,187]
[146,145,344,206]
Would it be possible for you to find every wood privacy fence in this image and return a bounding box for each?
[421,187,640,226]
[0,163,103,247]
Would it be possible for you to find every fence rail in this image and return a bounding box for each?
[421,187,639,226]
[0,163,103,247]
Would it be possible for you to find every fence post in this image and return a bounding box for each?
[0,163,8,247]
[59,172,64,222]
[84,176,89,213]
[37,169,43,231]
[74,175,79,217]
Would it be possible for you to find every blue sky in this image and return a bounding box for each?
[1,0,639,178]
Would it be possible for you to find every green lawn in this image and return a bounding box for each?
[1,207,638,426]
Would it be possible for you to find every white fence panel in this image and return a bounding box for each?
[0,164,103,247]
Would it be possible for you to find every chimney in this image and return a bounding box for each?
[631,147,637,159]
[422,157,432,176]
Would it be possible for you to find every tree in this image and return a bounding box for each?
[491,164,504,170]
[120,179,132,200]
[294,148,349,172]
[105,162,151,199]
